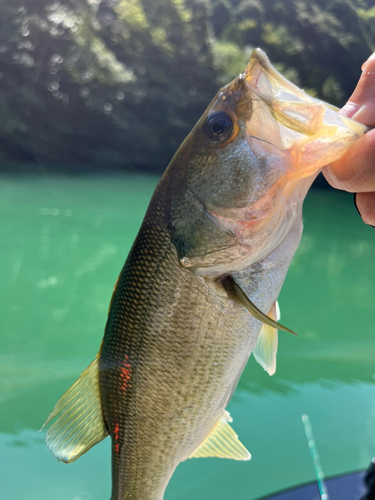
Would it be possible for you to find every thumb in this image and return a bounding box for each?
[323,52,375,227]
[339,53,375,126]
[323,52,375,193]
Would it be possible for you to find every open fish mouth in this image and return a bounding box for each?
[241,48,367,181]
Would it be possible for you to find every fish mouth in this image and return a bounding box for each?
[238,48,367,182]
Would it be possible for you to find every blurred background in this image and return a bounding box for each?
[0,0,374,173]
[2,1,375,500]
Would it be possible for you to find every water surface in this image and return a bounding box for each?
[1,174,375,500]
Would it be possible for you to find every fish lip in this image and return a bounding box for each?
[244,47,302,98]
[244,48,270,76]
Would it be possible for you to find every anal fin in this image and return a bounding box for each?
[189,410,251,461]
[41,354,108,463]
[253,301,279,376]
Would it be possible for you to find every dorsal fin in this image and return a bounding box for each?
[253,301,279,376]
[41,354,108,463]
[189,410,251,461]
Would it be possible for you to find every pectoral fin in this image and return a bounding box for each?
[189,410,251,461]
[253,301,279,376]
[221,275,297,335]
[41,354,108,463]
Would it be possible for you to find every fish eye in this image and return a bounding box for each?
[203,111,234,144]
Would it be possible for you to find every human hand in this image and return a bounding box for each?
[323,53,375,226]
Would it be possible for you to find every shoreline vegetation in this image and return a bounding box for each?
[0,0,374,172]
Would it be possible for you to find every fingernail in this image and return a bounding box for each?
[362,52,375,70]
[351,104,368,123]
[351,97,375,124]
[354,193,375,228]
[339,102,359,118]
[353,193,360,216]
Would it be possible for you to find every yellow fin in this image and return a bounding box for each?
[41,354,108,463]
[189,410,251,461]
[253,301,279,376]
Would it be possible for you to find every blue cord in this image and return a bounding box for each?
[302,414,329,500]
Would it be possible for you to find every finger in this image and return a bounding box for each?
[323,52,375,190]
[354,192,375,227]
[340,53,375,125]
[323,128,375,192]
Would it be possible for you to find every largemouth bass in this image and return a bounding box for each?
[43,49,367,499]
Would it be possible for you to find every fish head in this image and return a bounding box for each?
[167,49,367,277]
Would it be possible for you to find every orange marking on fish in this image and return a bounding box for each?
[114,422,120,454]
[114,422,119,441]
[120,356,132,391]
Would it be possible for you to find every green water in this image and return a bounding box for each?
[1,174,375,500]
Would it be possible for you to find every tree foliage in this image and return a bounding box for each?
[0,0,373,171]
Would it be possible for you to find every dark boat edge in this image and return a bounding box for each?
[257,464,375,500]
